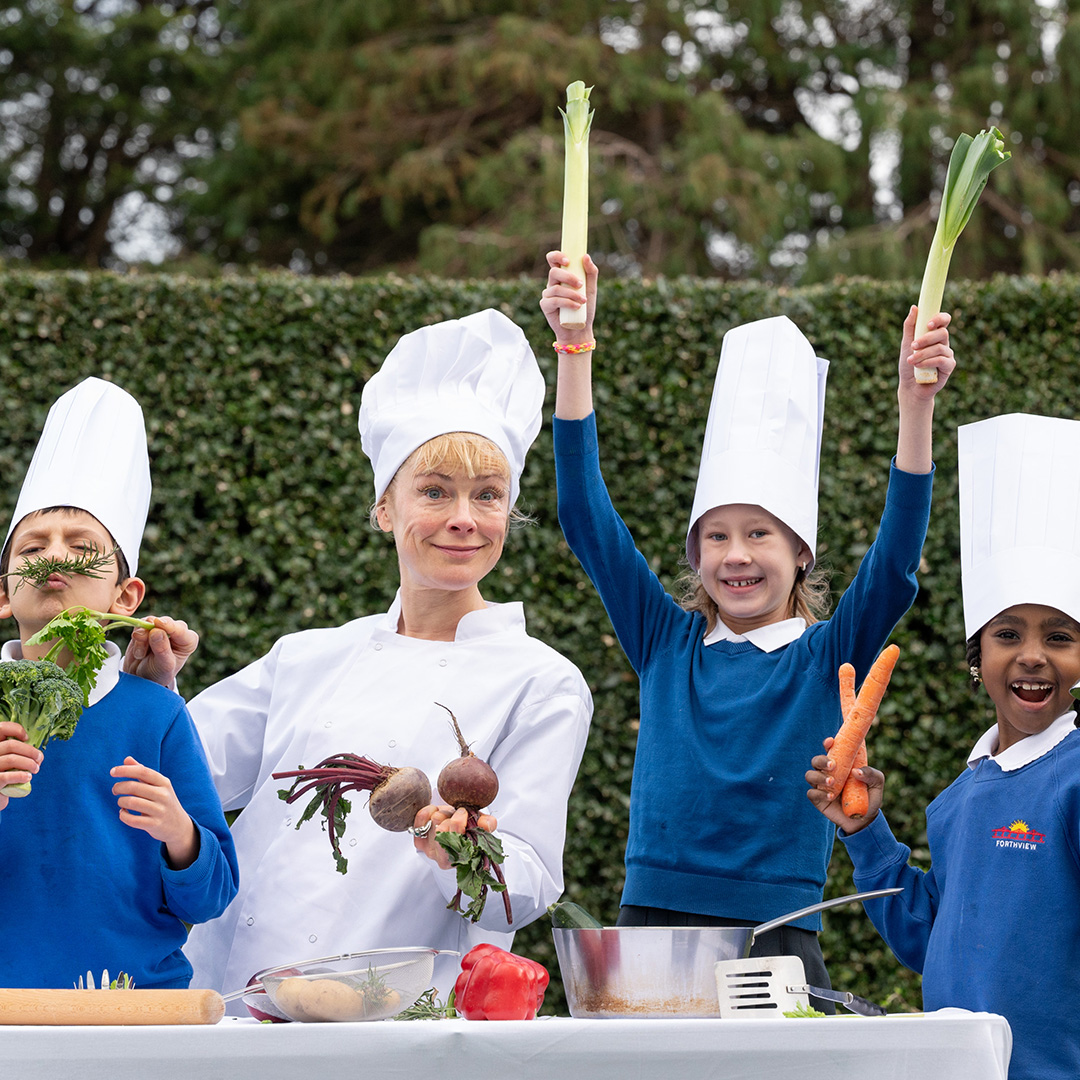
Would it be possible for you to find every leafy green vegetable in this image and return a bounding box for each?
[0,659,85,797]
[436,827,507,922]
[26,607,154,707]
[393,987,456,1021]
[783,1002,829,1018]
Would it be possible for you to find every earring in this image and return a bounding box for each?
[800,562,807,573]
[969,665,982,684]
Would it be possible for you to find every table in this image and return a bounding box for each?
[6,1009,1011,1080]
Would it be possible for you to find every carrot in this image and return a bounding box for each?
[838,663,856,723]
[840,741,869,818]
[829,644,899,795]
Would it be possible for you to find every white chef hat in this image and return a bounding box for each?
[686,315,829,570]
[959,412,1080,639]
[358,308,545,506]
[4,377,151,578]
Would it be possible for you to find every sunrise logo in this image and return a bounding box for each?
[991,819,1046,847]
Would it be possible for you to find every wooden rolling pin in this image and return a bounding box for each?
[0,988,225,1025]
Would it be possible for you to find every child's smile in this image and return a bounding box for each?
[979,604,1080,752]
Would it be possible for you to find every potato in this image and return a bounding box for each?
[272,977,318,1021]
[301,978,368,1021]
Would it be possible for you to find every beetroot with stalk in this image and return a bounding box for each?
[434,703,511,925]
[274,753,432,873]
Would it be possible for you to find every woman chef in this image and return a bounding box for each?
[134,309,592,1006]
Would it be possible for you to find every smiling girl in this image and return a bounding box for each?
[541,251,954,1002]
[807,412,1080,1080]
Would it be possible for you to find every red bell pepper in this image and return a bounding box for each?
[453,944,550,1020]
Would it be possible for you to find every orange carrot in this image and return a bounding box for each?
[829,644,899,794]
[840,741,869,818]
[838,663,856,723]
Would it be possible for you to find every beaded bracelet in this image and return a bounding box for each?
[553,340,596,354]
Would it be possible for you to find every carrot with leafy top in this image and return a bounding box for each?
[828,644,899,795]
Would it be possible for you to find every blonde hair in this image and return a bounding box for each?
[676,561,832,632]
[370,432,532,530]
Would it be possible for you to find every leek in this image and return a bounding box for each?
[913,127,1011,383]
[559,81,594,328]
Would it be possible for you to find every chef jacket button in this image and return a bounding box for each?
[349,838,357,847]
[439,659,447,667]
[309,934,318,943]
[325,721,332,728]
[284,817,292,827]
[388,739,396,748]
[247,917,254,926]
[374,643,383,651]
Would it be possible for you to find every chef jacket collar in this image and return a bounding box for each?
[703,615,807,653]
[1,637,121,706]
[380,590,527,642]
[967,708,1079,772]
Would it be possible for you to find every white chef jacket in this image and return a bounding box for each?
[182,593,592,1007]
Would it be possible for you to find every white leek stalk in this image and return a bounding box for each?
[559,81,594,328]
[913,127,1010,382]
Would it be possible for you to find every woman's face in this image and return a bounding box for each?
[979,603,1080,752]
[376,463,511,595]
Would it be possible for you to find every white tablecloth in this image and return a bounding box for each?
[5,1009,1011,1080]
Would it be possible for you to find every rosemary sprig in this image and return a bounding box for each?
[2,547,121,591]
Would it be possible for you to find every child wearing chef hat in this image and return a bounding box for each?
[808,412,1080,1080]
[168,310,591,1008]
[541,252,954,1006]
[0,377,239,990]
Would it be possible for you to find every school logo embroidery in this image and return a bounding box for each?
[992,819,1046,850]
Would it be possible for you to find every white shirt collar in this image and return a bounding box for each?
[967,709,1079,772]
[703,615,807,653]
[1,638,121,707]
[380,590,527,642]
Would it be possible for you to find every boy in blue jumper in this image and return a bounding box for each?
[0,378,238,989]
[808,412,1080,1080]
[540,251,955,1000]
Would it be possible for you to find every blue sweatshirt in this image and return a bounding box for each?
[554,413,933,928]
[842,728,1080,1080]
[0,673,239,988]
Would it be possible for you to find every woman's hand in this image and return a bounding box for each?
[540,250,598,347]
[122,616,199,687]
[806,738,884,835]
[412,803,498,869]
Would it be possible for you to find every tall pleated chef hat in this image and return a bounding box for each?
[686,315,829,570]
[4,377,151,577]
[359,308,545,506]
[959,412,1080,640]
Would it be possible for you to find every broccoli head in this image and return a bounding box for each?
[0,659,85,797]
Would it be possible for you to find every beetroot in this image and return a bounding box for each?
[434,703,511,925]
[274,753,432,873]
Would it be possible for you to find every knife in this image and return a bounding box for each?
[789,984,887,1017]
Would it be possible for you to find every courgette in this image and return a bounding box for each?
[547,900,603,929]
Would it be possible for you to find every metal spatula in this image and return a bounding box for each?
[715,955,886,1017]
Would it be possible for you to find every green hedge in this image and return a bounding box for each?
[2,270,1079,1013]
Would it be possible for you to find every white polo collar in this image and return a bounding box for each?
[703,616,807,653]
[967,709,1079,772]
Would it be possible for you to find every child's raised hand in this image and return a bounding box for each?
[898,305,955,397]
[806,737,884,834]
[540,250,597,346]
[122,615,199,687]
[111,755,200,869]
